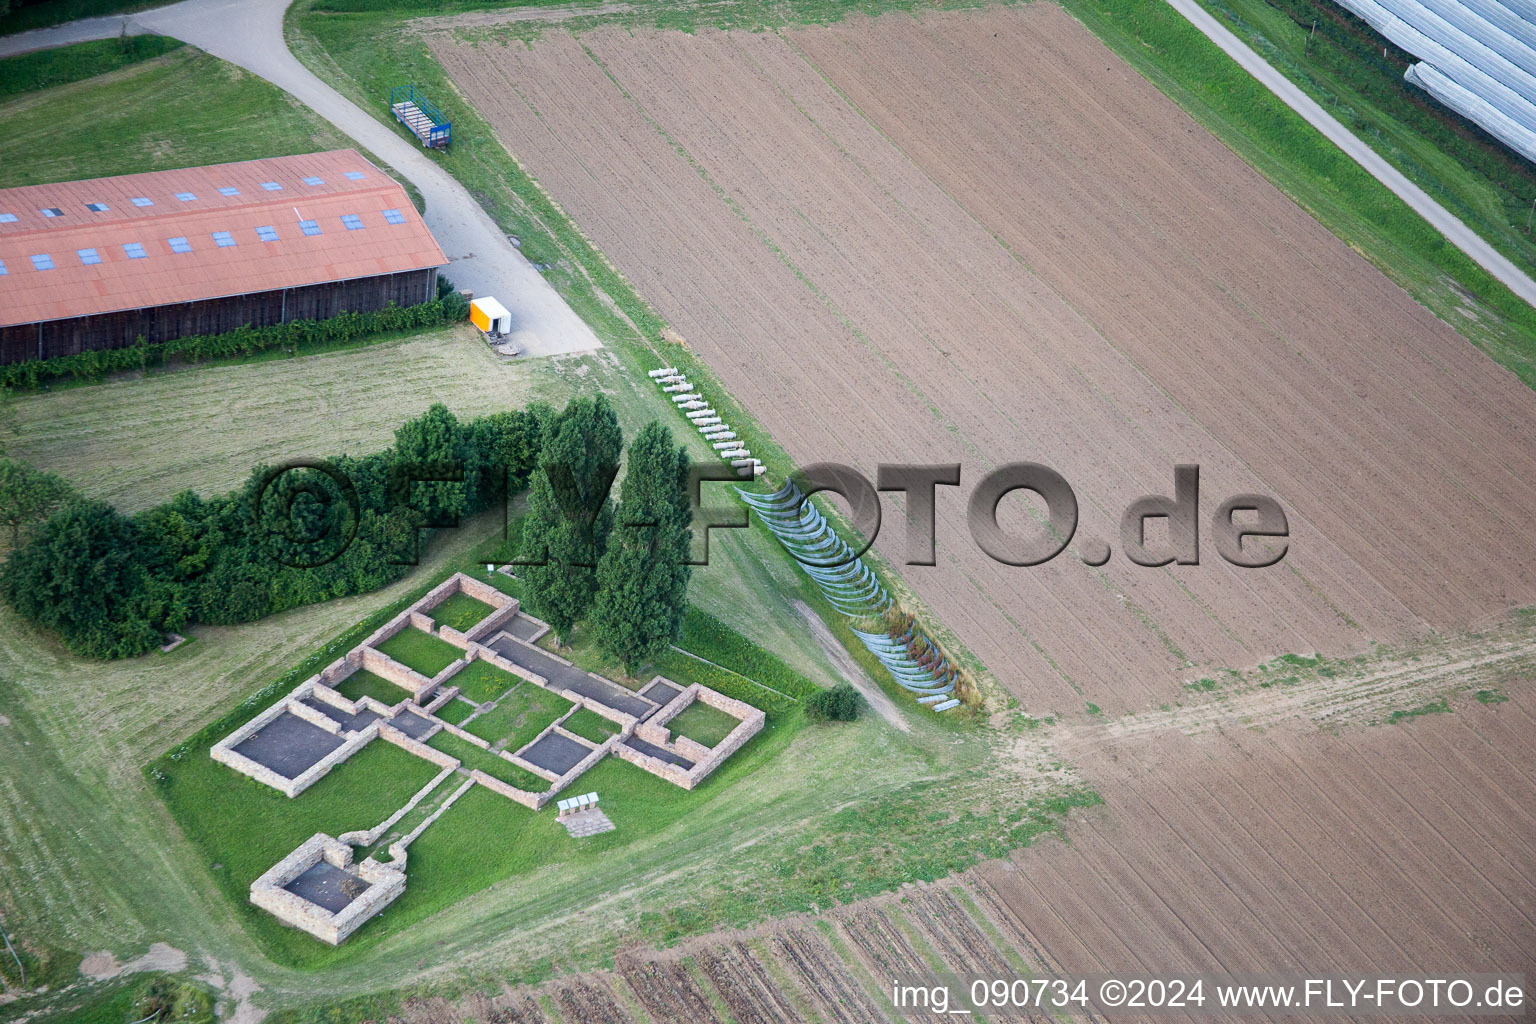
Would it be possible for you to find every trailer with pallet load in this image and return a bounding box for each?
[390,85,451,148]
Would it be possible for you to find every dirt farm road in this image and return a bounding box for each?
[0,0,602,358]
[1164,0,1536,307]
[5,0,1534,315]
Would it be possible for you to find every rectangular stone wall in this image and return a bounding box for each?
[464,598,519,644]
[672,734,714,763]
[357,647,431,696]
[210,692,306,793]
[310,682,358,715]
[437,624,471,649]
[695,684,764,723]
[457,573,512,608]
[613,741,696,789]
[413,574,464,615]
[421,686,460,715]
[425,658,466,701]
[509,750,561,783]
[545,732,615,796]
[409,611,435,633]
[319,657,357,688]
[358,609,412,652]
[684,708,766,786]
[470,769,545,809]
[287,699,344,735]
[283,723,379,798]
[467,642,548,688]
[379,723,460,769]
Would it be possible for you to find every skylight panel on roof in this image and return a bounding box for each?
[86,202,109,212]
[131,197,154,207]
[382,208,406,225]
[123,242,147,259]
[175,192,197,202]
[344,171,366,180]
[256,225,279,242]
[301,176,325,186]
[41,208,62,218]
[77,248,102,265]
[260,181,283,191]
[218,186,241,197]
[341,214,364,231]
[212,231,236,248]
[299,219,321,236]
[168,236,192,253]
[30,254,54,271]
[0,259,7,276]
[0,213,15,223]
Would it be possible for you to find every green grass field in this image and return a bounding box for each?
[432,697,477,725]
[667,701,742,748]
[0,45,353,189]
[463,684,573,751]
[447,660,518,703]
[334,668,409,706]
[376,628,462,678]
[429,592,495,633]
[561,707,620,744]
[153,738,441,965]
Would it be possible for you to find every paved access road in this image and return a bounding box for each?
[1162,0,1536,308]
[0,0,602,357]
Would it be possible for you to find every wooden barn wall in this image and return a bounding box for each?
[0,268,438,364]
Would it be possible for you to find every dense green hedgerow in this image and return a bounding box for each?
[0,298,458,391]
[0,401,550,658]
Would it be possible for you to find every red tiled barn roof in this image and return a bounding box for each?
[0,150,446,328]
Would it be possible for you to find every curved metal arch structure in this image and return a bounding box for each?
[738,481,960,709]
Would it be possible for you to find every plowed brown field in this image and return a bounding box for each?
[380,688,1534,1024]
[971,689,1536,1018]
[432,4,1536,711]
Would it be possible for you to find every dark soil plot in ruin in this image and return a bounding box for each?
[231,711,344,780]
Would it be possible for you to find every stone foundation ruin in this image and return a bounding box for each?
[210,572,765,943]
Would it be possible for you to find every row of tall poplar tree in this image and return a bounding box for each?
[520,395,694,674]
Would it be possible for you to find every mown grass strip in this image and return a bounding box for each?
[0,35,182,98]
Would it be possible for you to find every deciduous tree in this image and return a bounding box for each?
[0,458,77,547]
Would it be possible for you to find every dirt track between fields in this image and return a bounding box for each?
[385,663,1536,1024]
[434,4,1536,713]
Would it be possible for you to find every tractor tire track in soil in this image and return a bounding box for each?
[694,942,807,1024]
[619,959,722,1024]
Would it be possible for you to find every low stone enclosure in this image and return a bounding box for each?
[211,572,764,944]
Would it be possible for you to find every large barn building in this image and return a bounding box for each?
[0,150,447,364]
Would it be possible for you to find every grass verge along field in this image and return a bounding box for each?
[0,35,182,98]
[1195,0,1536,281]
